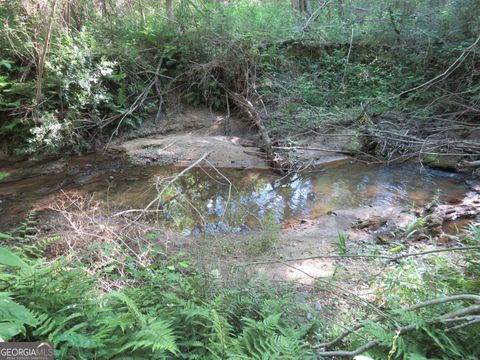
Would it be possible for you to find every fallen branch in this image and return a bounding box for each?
[397,33,480,98]
[302,0,331,33]
[278,261,391,319]
[229,91,284,172]
[315,294,480,356]
[114,151,212,219]
[462,159,480,167]
[272,145,353,155]
[236,245,480,267]
[445,317,480,332]
[390,245,480,261]
[103,78,156,151]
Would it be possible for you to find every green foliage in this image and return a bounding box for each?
[0,292,38,341]
[335,232,348,255]
[244,211,281,256]
[0,210,59,259]
[0,171,10,182]
[244,231,279,256]
[463,225,480,285]
[0,248,30,270]
[230,314,311,359]
[1,0,479,154]
[0,238,317,359]
[374,257,457,306]
[403,217,426,239]
[355,225,480,359]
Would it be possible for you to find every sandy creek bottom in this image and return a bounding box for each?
[0,154,470,233]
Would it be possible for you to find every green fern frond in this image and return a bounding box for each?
[230,314,311,360]
[22,236,61,258]
[109,291,147,326]
[120,318,178,355]
[0,292,38,340]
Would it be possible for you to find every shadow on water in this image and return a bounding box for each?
[0,155,470,233]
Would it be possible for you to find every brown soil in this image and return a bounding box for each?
[249,206,413,284]
[111,106,351,169]
[184,205,414,285]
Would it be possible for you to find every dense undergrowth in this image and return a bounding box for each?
[0,209,479,359]
[0,0,479,158]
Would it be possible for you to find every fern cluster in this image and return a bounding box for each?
[0,210,59,258]
[2,219,479,359]
[0,247,318,359]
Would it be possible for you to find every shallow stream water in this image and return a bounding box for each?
[0,154,470,233]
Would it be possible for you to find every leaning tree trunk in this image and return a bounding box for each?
[35,0,58,114]
[229,92,285,173]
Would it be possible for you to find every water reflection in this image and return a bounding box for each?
[100,163,468,234]
[0,158,469,233]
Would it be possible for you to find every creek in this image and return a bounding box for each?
[0,154,470,234]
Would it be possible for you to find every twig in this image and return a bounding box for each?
[315,294,480,356]
[237,254,391,267]
[154,57,166,124]
[278,261,392,320]
[228,91,282,171]
[390,245,480,261]
[34,0,58,111]
[445,317,480,332]
[130,151,212,220]
[302,0,331,33]
[341,27,355,87]
[204,159,232,223]
[397,33,480,98]
[236,245,480,267]
[317,341,378,357]
[272,145,353,155]
[103,78,156,151]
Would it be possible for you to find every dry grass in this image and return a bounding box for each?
[42,191,180,290]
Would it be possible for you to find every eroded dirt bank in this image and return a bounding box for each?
[109,106,351,169]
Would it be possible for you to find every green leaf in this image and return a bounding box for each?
[0,248,30,269]
[388,245,404,253]
[1,101,20,109]
[0,60,12,71]
[56,331,99,349]
[0,321,25,341]
[120,319,178,355]
[145,231,164,241]
[178,261,190,269]
[0,172,9,182]
[111,72,127,81]
[0,294,38,330]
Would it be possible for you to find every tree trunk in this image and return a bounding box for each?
[165,0,174,23]
[292,0,311,14]
[35,0,58,114]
